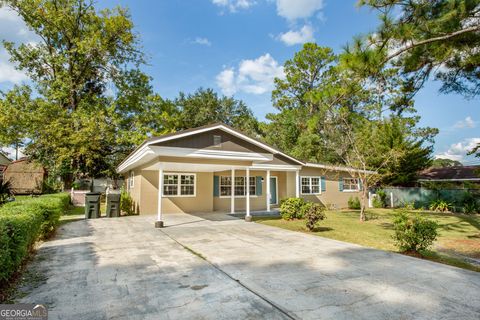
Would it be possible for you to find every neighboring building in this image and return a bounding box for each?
[3,158,46,194]
[418,166,480,187]
[0,151,12,182]
[117,123,372,221]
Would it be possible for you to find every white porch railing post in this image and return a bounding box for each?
[155,169,164,228]
[266,170,271,212]
[295,170,300,198]
[245,167,251,221]
[230,168,235,214]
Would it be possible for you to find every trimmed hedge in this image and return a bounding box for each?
[0,193,70,282]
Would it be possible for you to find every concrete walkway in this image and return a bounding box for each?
[18,213,480,319]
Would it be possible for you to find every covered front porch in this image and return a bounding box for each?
[141,159,301,227]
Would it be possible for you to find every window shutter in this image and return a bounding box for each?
[256,176,262,196]
[321,176,326,192]
[339,178,343,192]
[213,176,219,197]
[359,179,363,191]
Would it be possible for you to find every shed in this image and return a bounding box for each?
[4,158,46,194]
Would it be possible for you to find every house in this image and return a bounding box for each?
[418,166,480,187]
[0,151,12,182]
[3,158,46,194]
[117,123,370,227]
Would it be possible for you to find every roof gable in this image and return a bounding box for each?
[117,123,304,172]
[152,128,269,154]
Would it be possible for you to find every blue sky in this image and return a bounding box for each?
[0,0,478,163]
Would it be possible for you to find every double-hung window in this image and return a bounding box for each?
[163,173,196,196]
[301,176,321,195]
[220,176,255,196]
[343,178,359,191]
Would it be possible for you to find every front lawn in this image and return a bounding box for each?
[255,209,480,272]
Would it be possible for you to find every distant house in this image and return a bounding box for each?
[0,151,12,182]
[418,166,480,187]
[3,158,46,194]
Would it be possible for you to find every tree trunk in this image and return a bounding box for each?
[359,182,367,222]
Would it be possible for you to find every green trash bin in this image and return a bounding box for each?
[106,193,121,218]
[85,192,101,219]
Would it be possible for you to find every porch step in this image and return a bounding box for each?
[228,208,280,218]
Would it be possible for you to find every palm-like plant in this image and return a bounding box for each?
[0,180,12,204]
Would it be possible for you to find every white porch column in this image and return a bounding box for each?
[295,170,300,198]
[266,170,271,212]
[155,169,164,228]
[230,168,235,214]
[245,167,251,221]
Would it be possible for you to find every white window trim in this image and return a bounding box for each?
[300,176,322,195]
[342,177,360,192]
[129,171,134,189]
[162,173,197,197]
[219,176,258,198]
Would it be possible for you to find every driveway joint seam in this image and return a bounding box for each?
[159,229,298,320]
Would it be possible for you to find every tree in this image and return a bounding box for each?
[266,43,436,221]
[358,0,480,98]
[375,116,435,186]
[0,86,33,160]
[174,88,260,136]
[431,158,463,168]
[0,0,174,182]
[265,44,346,163]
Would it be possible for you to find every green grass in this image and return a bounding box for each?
[255,209,480,272]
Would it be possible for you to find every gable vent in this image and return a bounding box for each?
[213,135,222,146]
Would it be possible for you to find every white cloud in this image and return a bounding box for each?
[275,0,324,20]
[216,53,284,95]
[278,25,314,46]
[454,116,476,129]
[212,0,255,12]
[192,37,212,46]
[216,68,236,95]
[435,137,480,161]
[0,59,29,84]
[0,7,38,85]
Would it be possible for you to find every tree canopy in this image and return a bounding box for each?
[358,0,480,98]
[174,88,260,137]
[431,158,464,168]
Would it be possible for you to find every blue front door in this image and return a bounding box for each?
[270,177,277,204]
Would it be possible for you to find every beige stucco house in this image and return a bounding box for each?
[118,123,368,227]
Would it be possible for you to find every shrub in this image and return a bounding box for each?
[392,210,438,253]
[429,199,451,212]
[303,203,326,231]
[0,193,69,282]
[42,176,63,194]
[375,189,387,208]
[400,201,415,210]
[460,192,478,214]
[372,196,384,208]
[120,189,135,215]
[463,202,478,214]
[280,197,307,220]
[348,196,361,210]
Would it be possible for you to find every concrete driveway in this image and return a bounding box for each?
[17,213,480,320]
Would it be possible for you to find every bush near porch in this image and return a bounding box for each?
[0,193,70,283]
[256,208,480,272]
